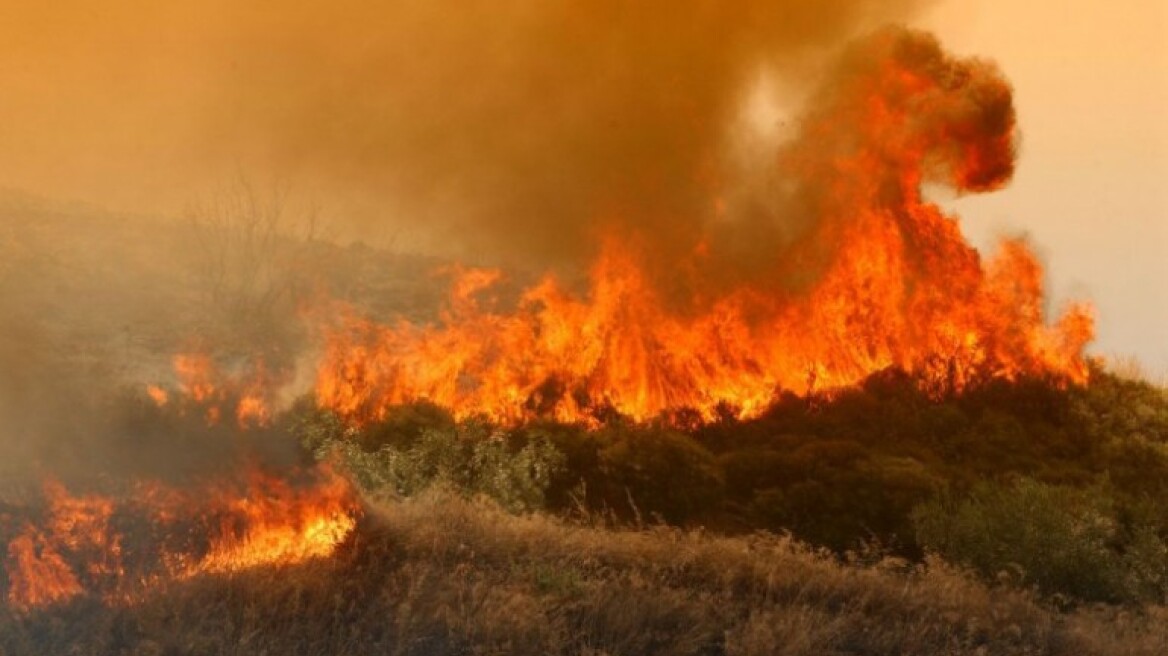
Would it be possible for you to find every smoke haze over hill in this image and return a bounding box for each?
[0,1,925,261]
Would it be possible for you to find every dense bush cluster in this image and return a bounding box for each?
[292,364,1168,604]
[913,478,1168,604]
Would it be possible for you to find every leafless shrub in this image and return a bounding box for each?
[183,176,327,368]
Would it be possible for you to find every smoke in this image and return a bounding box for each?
[762,26,1017,285]
[0,202,305,488]
[0,0,928,266]
[9,2,1047,480]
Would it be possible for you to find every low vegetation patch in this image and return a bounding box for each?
[293,366,1168,606]
[4,492,1167,655]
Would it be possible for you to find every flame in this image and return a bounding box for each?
[145,385,169,407]
[313,30,1094,426]
[192,469,357,575]
[2,467,360,611]
[4,481,121,610]
[158,353,275,428]
[174,353,218,404]
[5,530,83,611]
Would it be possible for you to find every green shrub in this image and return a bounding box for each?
[289,400,355,460]
[300,411,566,513]
[357,401,456,451]
[594,426,724,524]
[912,478,1167,603]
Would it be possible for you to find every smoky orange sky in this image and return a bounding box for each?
[1,0,1164,371]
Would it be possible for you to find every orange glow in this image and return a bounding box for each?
[162,353,275,428]
[5,481,121,610]
[3,468,360,611]
[313,31,1094,426]
[5,530,83,611]
[191,469,358,575]
[145,385,169,406]
[234,394,270,428]
[174,353,218,404]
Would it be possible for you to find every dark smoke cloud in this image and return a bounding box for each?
[216,0,931,266]
[0,0,928,267]
[759,26,1017,293]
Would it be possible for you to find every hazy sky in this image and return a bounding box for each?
[1,0,1164,372]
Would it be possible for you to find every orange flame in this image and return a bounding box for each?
[5,530,83,611]
[4,481,121,610]
[313,30,1094,426]
[3,467,360,611]
[145,384,169,407]
[158,353,275,428]
[174,353,219,404]
[192,469,358,575]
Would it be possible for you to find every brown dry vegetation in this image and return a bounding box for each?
[3,491,1166,656]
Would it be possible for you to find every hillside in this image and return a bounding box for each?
[3,197,1168,654]
[3,492,1167,656]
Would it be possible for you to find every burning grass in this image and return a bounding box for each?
[0,22,1158,652]
[0,466,360,613]
[2,491,1166,655]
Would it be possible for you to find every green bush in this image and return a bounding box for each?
[281,367,1168,593]
[912,477,1167,604]
[299,410,565,513]
[594,426,724,524]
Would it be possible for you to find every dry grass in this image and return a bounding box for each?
[3,491,1167,655]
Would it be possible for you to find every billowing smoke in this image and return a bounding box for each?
[0,203,305,487]
[0,0,928,266]
[764,27,1017,284]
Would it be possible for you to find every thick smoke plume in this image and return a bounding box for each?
[0,0,925,265]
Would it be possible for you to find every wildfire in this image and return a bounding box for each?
[2,467,360,611]
[188,469,357,575]
[313,29,1094,426]
[153,353,274,428]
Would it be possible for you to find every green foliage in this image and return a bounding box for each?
[1071,364,1168,445]
[912,478,1168,604]
[287,366,1168,605]
[593,425,724,524]
[521,562,585,598]
[357,401,456,451]
[299,410,566,513]
[745,449,937,552]
[290,400,355,460]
